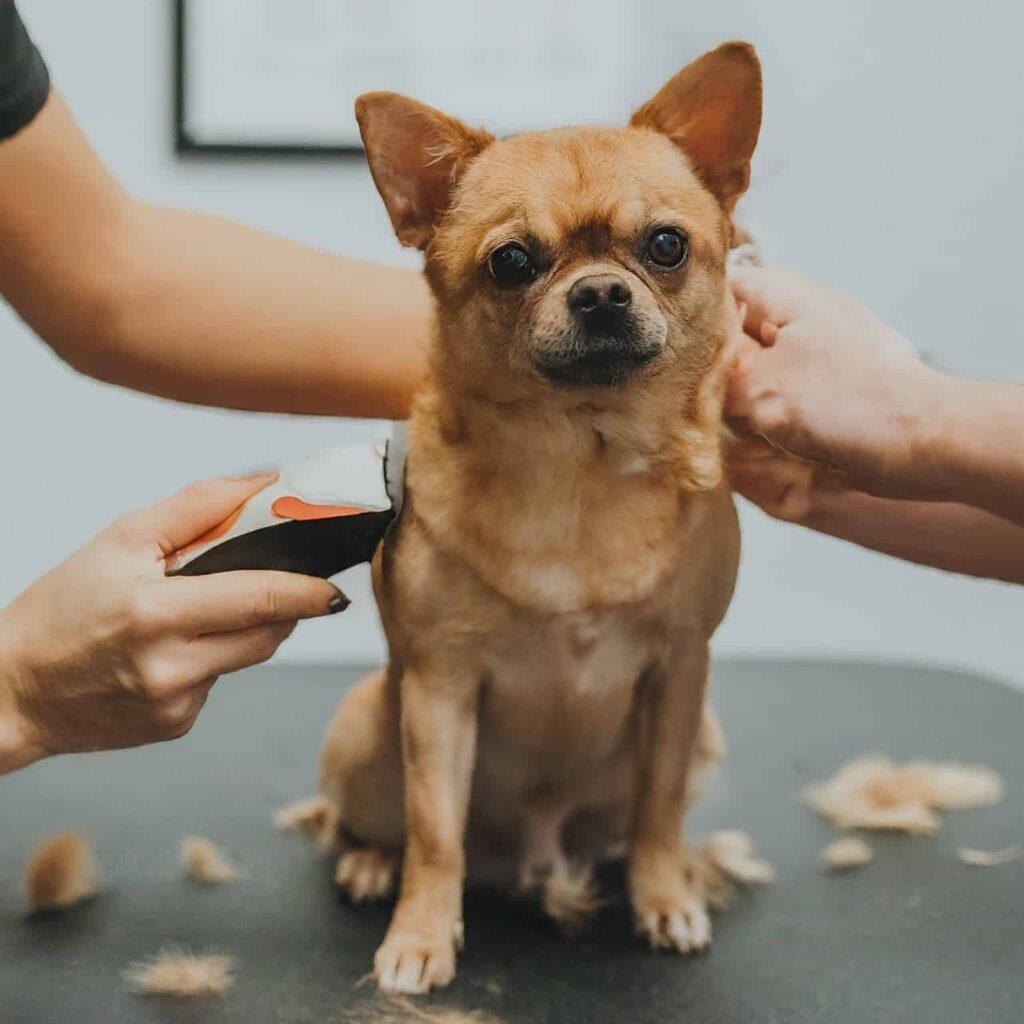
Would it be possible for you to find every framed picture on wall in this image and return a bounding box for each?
[174,0,705,156]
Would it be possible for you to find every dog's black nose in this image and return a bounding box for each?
[568,274,632,325]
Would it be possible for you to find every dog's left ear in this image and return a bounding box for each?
[630,42,762,213]
[356,92,493,250]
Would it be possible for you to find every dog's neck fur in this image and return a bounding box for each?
[405,323,729,614]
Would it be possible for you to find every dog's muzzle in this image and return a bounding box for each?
[535,272,664,387]
[536,330,659,388]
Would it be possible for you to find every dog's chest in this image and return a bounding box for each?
[478,605,661,774]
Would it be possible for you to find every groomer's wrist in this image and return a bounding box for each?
[903,371,1001,508]
[0,612,47,775]
[928,376,1024,521]
[878,362,959,501]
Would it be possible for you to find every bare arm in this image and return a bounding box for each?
[808,492,1024,584]
[917,375,1024,527]
[0,92,430,419]
[729,439,1024,584]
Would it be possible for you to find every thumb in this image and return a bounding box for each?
[123,473,279,557]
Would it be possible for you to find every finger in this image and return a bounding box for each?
[720,296,749,369]
[188,621,298,678]
[729,450,834,525]
[723,330,764,418]
[728,459,803,520]
[727,435,780,463]
[123,473,279,557]
[760,320,780,347]
[162,570,347,634]
[728,265,808,343]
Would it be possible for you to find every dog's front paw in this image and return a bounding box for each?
[630,854,711,955]
[373,920,461,994]
[633,891,711,954]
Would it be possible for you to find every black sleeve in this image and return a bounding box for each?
[0,0,50,141]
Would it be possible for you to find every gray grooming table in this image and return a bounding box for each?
[2,659,1022,1024]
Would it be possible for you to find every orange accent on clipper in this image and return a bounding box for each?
[271,496,368,522]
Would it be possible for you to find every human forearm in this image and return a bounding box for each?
[806,489,1024,584]
[730,436,1024,583]
[112,204,429,418]
[0,713,40,775]
[914,374,1024,525]
[72,202,429,418]
[0,92,430,419]
[0,624,44,776]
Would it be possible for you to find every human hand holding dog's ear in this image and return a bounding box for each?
[726,265,935,497]
[0,476,346,774]
[724,265,1024,573]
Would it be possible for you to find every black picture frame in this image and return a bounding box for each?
[173,0,363,158]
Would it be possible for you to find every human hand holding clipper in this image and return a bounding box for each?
[0,473,355,774]
[166,428,405,578]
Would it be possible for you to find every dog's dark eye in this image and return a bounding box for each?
[646,229,688,268]
[489,243,536,285]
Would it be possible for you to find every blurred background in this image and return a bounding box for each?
[3,0,1022,684]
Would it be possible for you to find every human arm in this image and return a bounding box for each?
[0,475,345,775]
[0,91,430,419]
[728,438,1024,584]
[727,265,1024,525]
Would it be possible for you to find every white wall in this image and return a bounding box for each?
[3,0,1022,685]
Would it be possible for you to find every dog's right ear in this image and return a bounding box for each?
[355,93,493,250]
[630,42,762,213]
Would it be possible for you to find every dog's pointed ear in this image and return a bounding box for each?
[630,42,762,213]
[355,92,493,250]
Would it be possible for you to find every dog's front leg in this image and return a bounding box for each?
[374,664,479,994]
[629,641,711,955]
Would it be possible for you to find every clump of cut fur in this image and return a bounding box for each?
[24,832,101,913]
[822,836,874,871]
[335,846,400,903]
[344,995,503,1023]
[541,861,602,936]
[689,830,774,911]
[180,836,243,884]
[704,829,776,885]
[804,755,1003,835]
[124,948,234,997]
[956,844,1023,867]
[685,706,727,808]
[273,795,337,846]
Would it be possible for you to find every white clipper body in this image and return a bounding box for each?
[167,425,406,579]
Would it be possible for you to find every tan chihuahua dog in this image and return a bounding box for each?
[320,42,762,994]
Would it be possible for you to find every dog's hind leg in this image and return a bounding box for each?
[320,667,406,902]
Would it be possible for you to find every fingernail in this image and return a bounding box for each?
[328,593,351,615]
